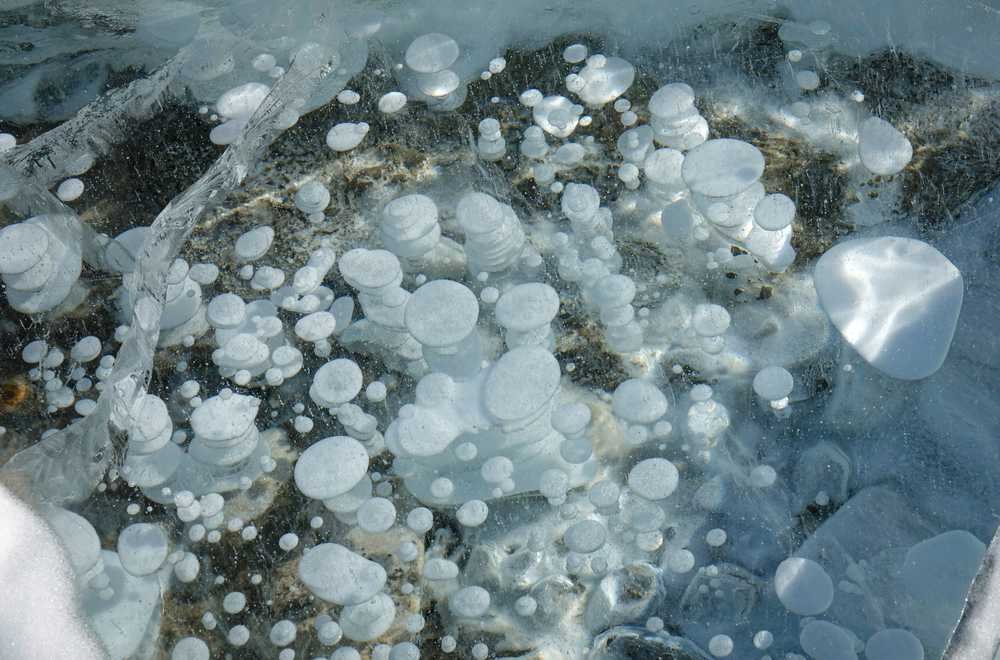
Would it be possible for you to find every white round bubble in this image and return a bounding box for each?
[774,556,834,615]
[627,458,679,500]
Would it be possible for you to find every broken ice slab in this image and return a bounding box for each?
[794,486,938,640]
[814,236,964,380]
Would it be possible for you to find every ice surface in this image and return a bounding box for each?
[814,236,964,380]
[2,2,1000,657]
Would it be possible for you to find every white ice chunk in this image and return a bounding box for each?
[310,358,363,407]
[117,523,169,577]
[858,116,912,176]
[612,379,668,424]
[70,336,102,363]
[865,629,924,660]
[564,520,608,554]
[417,70,461,98]
[692,304,731,337]
[340,594,395,642]
[799,620,857,660]
[294,181,330,215]
[405,33,460,73]
[294,435,369,500]
[326,122,370,152]
[576,56,635,106]
[56,178,85,202]
[450,586,491,617]
[357,497,396,533]
[627,458,679,500]
[404,280,478,347]
[754,193,796,231]
[378,92,408,114]
[216,83,270,120]
[483,347,561,423]
[234,226,274,262]
[814,237,963,380]
[774,556,834,616]
[0,223,48,275]
[533,95,580,138]
[206,293,246,329]
[900,530,984,649]
[295,311,337,342]
[753,366,794,401]
[682,139,765,198]
[495,283,560,332]
[298,543,387,605]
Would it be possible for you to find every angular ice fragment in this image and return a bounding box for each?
[900,530,985,650]
[814,237,963,379]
